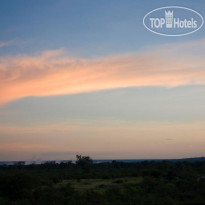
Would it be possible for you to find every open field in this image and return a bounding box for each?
[57,177,142,192]
[0,160,205,205]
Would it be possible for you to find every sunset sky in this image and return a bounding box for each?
[0,0,205,161]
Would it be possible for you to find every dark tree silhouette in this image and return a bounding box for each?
[76,155,93,167]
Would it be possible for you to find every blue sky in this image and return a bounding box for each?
[0,0,205,160]
[0,0,204,57]
[1,85,205,126]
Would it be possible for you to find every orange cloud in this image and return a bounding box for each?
[0,39,205,106]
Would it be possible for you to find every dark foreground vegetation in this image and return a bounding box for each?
[0,156,205,205]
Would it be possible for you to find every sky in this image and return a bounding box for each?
[0,0,205,161]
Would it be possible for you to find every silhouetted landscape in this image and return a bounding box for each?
[0,155,205,205]
[1,1,205,205]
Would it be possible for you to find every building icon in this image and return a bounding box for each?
[165,10,173,28]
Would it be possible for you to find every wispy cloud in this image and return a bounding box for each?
[0,42,10,48]
[0,40,16,48]
[0,39,205,106]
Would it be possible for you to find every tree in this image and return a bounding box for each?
[76,155,93,167]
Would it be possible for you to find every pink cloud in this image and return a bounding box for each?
[0,39,205,106]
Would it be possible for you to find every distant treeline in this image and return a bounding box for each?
[0,155,205,205]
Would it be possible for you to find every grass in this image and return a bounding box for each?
[57,177,142,192]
